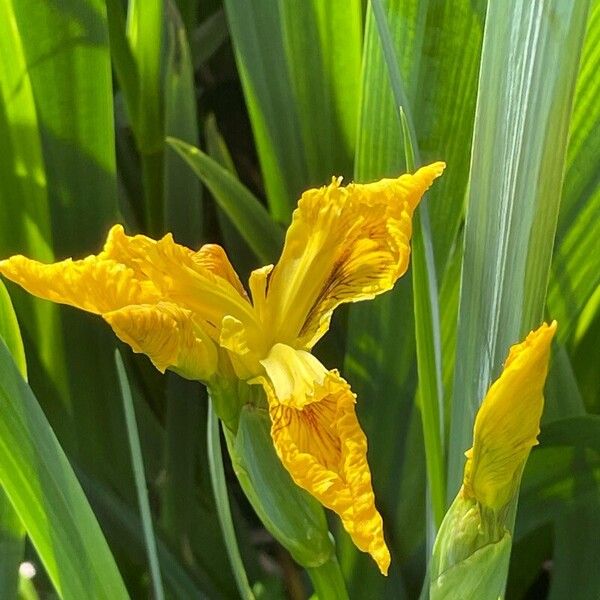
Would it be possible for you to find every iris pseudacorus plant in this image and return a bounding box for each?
[0,162,445,575]
[430,321,557,599]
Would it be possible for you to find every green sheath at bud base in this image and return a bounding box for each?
[430,530,511,600]
[223,404,335,568]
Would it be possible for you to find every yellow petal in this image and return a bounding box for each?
[463,321,557,510]
[0,253,160,314]
[102,225,256,337]
[104,302,218,381]
[263,163,445,348]
[0,225,258,344]
[255,344,390,574]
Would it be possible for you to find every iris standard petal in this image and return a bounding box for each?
[462,321,557,510]
[255,344,390,574]
[262,163,445,348]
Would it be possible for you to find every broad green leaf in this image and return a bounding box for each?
[342,0,484,592]
[164,1,203,247]
[447,0,591,494]
[127,0,165,235]
[371,0,446,527]
[280,0,362,182]
[357,0,485,274]
[0,339,129,600]
[10,0,118,256]
[167,137,283,264]
[548,0,600,343]
[6,0,139,499]
[127,0,164,153]
[222,0,308,220]
[0,281,26,599]
[0,0,69,406]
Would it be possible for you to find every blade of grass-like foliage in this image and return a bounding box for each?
[116,357,241,597]
[357,0,485,275]
[0,281,26,599]
[127,0,165,235]
[116,351,165,600]
[539,356,600,600]
[79,470,214,599]
[191,9,229,69]
[204,114,256,276]
[207,400,254,600]
[279,0,362,181]
[0,339,129,599]
[372,0,446,528]
[222,0,308,220]
[106,0,140,131]
[447,0,591,495]
[548,0,600,343]
[164,1,203,247]
[160,376,203,553]
[167,137,283,264]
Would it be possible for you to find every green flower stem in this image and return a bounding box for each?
[307,555,349,600]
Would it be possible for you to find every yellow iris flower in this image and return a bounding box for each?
[430,322,556,599]
[0,163,445,574]
[461,320,557,511]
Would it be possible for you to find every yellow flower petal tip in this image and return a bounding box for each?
[258,344,391,574]
[463,321,557,510]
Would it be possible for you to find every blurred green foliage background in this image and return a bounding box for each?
[0,0,598,598]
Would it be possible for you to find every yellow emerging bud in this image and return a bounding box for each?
[462,321,557,510]
[430,322,557,600]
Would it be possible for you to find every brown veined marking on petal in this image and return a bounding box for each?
[266,377,390,574]
[287,166,443,349]
[272,398,343,474]
[296,215,398,347]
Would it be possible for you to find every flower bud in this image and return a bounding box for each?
[223,404,335,567]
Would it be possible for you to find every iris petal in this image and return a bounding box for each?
[463,321,557,510]
[255,344,390,574]
[104,302,217,381]
[263,163,445,348]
